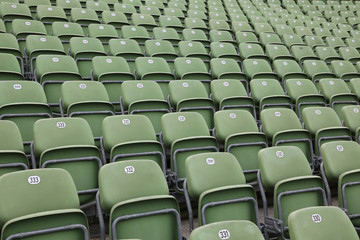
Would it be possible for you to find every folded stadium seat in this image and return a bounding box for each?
[330,60,360,83]
[302,60,337,89]
[144,0,165,11]
[208,19,231,33]
[165,8,186,21]
[274,25,295,37]
[349,78,360,100]
[145,39,177,71]
[243,59,278,81]
[96,160,183,240]
[189,220,264,240]
[304,20,322,29]
[119,80,170,134]
[268,16,286,27]
[318,78,358,120]
[86,0,110,19]
[101,11,129,36]
[23,0,50,19]
[12,19,47,56]
[332,28,350,40]
[272,59,308,88]
[160,112,218,191]
[213,110,266,183]
[69,37,107,80]
[257,146,327,239]
[285,79,326,120]
[282,33,306,48]
[188,4,206,13]
[287,18,305,28]
[210,42,241,62]
[231,21,253,33]
[301,107,352,157]
[345,37,360,51]
[314,46,343,63]
[182,28,210,48]
[238,42,269,61]
[253,23,275,36]
[131,13,157,35]
[0,120,29,175]
[265,44,294,62]
[331,16,348,25]
[248,15,267,24]
[338,46,360,63]
[0,81,52,155]
[36,5,68,34]
[91,56,134,112]
[342,105,360,142]
[87,24,117,53]
[324,36,347,51]
[260,108,316,168]
[184,152,261,232]
[158,15,184,35]
[60,81,115,144]
[167,2,186,12]
[178,41,210,67]
[235,31,259,45]
[0,168,90,239]
[228,12,248,23]
[210,79,255,114]
[174,57,212,94]
[152,27,181,50]
[121,25,150,52]
[250,79,293,111]
[208,12,228,22]
[288,206,358,240]
[184,17,208,35]
[209,30,237,47]
[123,0,142,10]
[101,114,166,173]
[100,0,118,11]
[56,0,81,19]
[25,35,66,80]
[320,140,360,205]
[108,38,143,74]
[70,8,100,36]
[139,5,161,22]
[0,52,24,80]
[34,55,82,113]
[259,32,283,47]
[294,26,314,37]
[321,21,337,30]
[52,22,84,54]
[210,58,248,91]
[312,27,332,39]
[347,16,360,28]
[168,80,215,129]
[113,3,136,19]
[135,56,174,96]
[0,2,32,32]
[31,117,103,207]
[291,45,319,64]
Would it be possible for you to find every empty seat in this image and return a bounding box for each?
[214,110,267,183]
[302,107,352,156]
[120,81,170,134]
[69,37,107,79]
[0,3,32,32]
[60,81,115,142]
[36,5,68,34]
[169,80,215,128]
[88,23,118,52]
[101,11,129,36]
[161,112,218,191]
[0,81,52,155]
[96,160,183,240]
[330,60,360,82]
[273,59,309,87]
[302,60,337,88]
[258,146,327,239]
[121,25,150,51]
[0,168,90,239]
[342,105,360,142]
[250,79,292,110]
[52,22,84,53]
[0,53,23,80]
[31,117,102,206]
[91,56,134,111]
[184,152,260,232]
[101,115,166,172]
[288,206,358,240]
[70,8,100,35]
